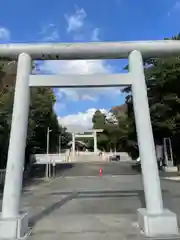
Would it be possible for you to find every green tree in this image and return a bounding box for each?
[92,110,109,150]
[110,106,130,151]
[123,34,180,162]
[91,108,129,152]
[0,62,70,168]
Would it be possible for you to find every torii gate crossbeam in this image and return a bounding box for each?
[0,40,179,59]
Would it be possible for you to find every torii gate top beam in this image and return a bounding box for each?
[0,40,180,60]
[74,129,103,134]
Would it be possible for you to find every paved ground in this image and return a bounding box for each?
[1,161,180,239]
[51,161,139,176]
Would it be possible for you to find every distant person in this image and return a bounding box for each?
[98,151,102,156]
[156,144,164,171]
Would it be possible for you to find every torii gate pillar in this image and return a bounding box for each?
[93,129,103,154]
[72,132,76,156]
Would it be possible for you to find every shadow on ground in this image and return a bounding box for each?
[29,192,77,227]
[29,190,146,227]
[29,188,172,228]
[0,164,74,194]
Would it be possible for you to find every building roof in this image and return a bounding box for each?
[67,140,87,147]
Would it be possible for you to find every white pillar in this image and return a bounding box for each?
[129,50,178,237]
[72,132,75,156]
[2,53,31,218]
[46,127,50,179]
[94,131,97,154]
[129,50,163,214]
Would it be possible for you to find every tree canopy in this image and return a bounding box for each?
[91,34,180,164]
[91,108,128,152]
[0,63,70,168]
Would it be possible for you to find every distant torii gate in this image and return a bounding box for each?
[72,129,103,155]
[0,41,180,239]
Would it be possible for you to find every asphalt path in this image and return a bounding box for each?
[31,161,138,178]
[1,161,180,239]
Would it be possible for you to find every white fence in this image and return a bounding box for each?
[33,153,69,164]
[32,152,132,164]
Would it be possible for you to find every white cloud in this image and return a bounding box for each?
[0,27,10,40]
[168,1,180,16]
[37,6,121,117]
[65,6,86,33]
[42,58,111,75]
[65,7,100,42]
[58,108,113,132]
[40,23,60,41]
[41,58,119,102]
[91,28,100,41]
[53,101,66,113]
[173,1,180,9]
[38,7,120,102]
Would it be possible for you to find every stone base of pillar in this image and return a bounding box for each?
[0,212,30,239]
[138,208,179,237]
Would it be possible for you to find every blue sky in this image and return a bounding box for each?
[0,0,179,131]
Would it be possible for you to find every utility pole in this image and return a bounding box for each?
[59,135,61,154]
[46,127,52,178]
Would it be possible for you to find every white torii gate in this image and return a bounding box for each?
[72,129,103,155]
[0,41,180,239]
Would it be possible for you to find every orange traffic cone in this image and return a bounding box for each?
[99,168,103,176]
